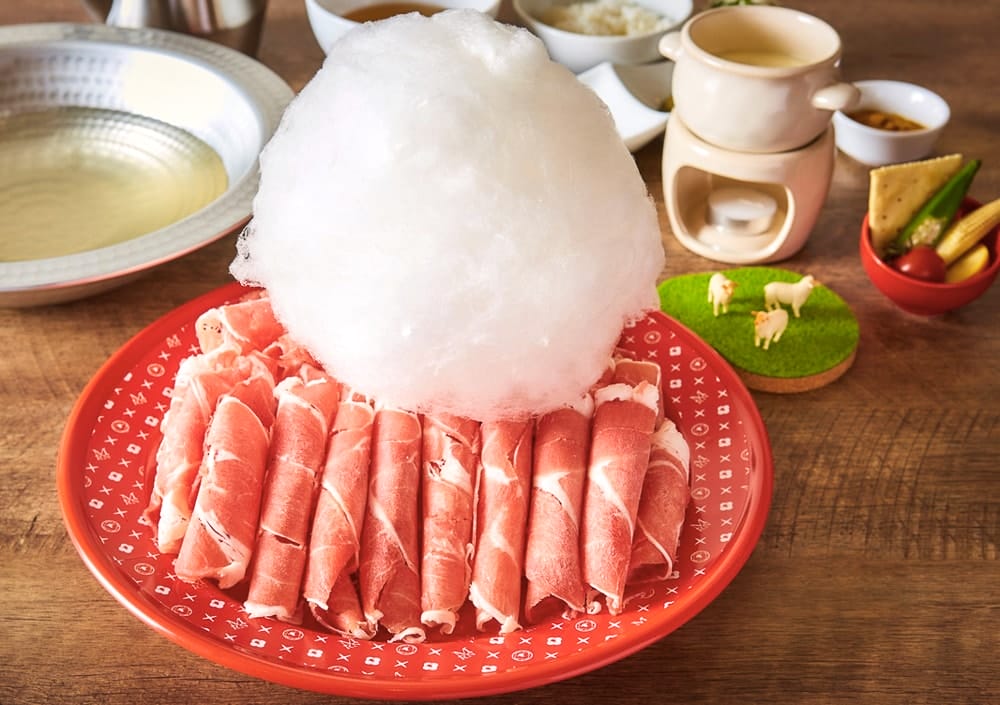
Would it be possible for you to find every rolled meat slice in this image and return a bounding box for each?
[359,406,425,643]
[628,418,691,584]
[302,388,375,636]
[580,362,660,615]
[610,356,663,424]
[420,413,481,635]
[469,419,533,634]
[195,291,285,355]
[173,370,277,588]
[315,573,371,640]
[523,395,593,623]
[145,348,267,554]
[261,333,320,380]
[244,365,340,622]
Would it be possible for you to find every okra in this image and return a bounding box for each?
[886,159,981,257]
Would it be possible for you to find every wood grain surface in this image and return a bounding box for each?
[2,1,998,704]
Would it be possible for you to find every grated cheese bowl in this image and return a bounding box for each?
[512,0,692,74]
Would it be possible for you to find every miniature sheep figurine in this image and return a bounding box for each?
[764,274,817,318]
[753,309,788,350]
[708,272,738,317]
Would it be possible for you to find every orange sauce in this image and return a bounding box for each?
[344,2,446,21]
[847,109,925,132]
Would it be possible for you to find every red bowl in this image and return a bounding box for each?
[860,197,1000,315]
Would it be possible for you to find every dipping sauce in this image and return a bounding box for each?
[846,109,925,131]
[344,2,445,21]
[714,50,808,68]
[0,107,227,262]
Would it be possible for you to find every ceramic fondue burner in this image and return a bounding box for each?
[659,6,859,264]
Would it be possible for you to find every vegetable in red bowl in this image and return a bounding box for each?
[860,197,1000,315]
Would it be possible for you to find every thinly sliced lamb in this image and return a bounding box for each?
[174,371,276,588]
[420,413,480,634]
[195,292,285,355]
[580,361,659,615]
[523,396,593,622]
[628,418,691,584]
[244,365,340,621]
[359,406,425,643]
[302,388,375,634]
[311,572,372,639]
[469,419,533,634]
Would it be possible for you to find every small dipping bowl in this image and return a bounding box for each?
[834,79,950,166]
[576,60,674,151]
[513,0,692,74]
[860,197,1000,315]
[305,0,501,53]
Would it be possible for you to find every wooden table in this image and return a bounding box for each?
[2,1,998,703]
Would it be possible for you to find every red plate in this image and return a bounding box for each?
[57,282,773,699]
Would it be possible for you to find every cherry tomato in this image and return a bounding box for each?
[890,246,947,282]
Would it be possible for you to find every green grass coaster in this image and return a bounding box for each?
[658,267,860,393]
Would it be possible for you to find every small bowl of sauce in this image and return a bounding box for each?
[306,0,501,54]
[833,79,950,166]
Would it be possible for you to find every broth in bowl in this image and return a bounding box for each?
[343,1,445,21]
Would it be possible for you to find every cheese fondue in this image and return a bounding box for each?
[714,50,808,68]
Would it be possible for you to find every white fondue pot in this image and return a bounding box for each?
[659,5,859,154]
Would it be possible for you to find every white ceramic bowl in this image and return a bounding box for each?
[513,0,692,74]
[833,79,950,166]
[305,0,501,54]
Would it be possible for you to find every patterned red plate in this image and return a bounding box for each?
[57,282,773,699]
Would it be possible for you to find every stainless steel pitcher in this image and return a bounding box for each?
[82,0,268,56]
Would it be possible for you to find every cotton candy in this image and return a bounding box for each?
[231,10,664,421]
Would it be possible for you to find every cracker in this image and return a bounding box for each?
[868,154,963,254]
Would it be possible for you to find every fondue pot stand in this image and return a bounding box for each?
[661,116,835,264]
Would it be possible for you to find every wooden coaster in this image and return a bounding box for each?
[735,347,857,394]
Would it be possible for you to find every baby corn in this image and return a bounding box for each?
[935,197,1000,265]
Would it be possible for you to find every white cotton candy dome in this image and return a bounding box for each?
[230,10,664,421]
